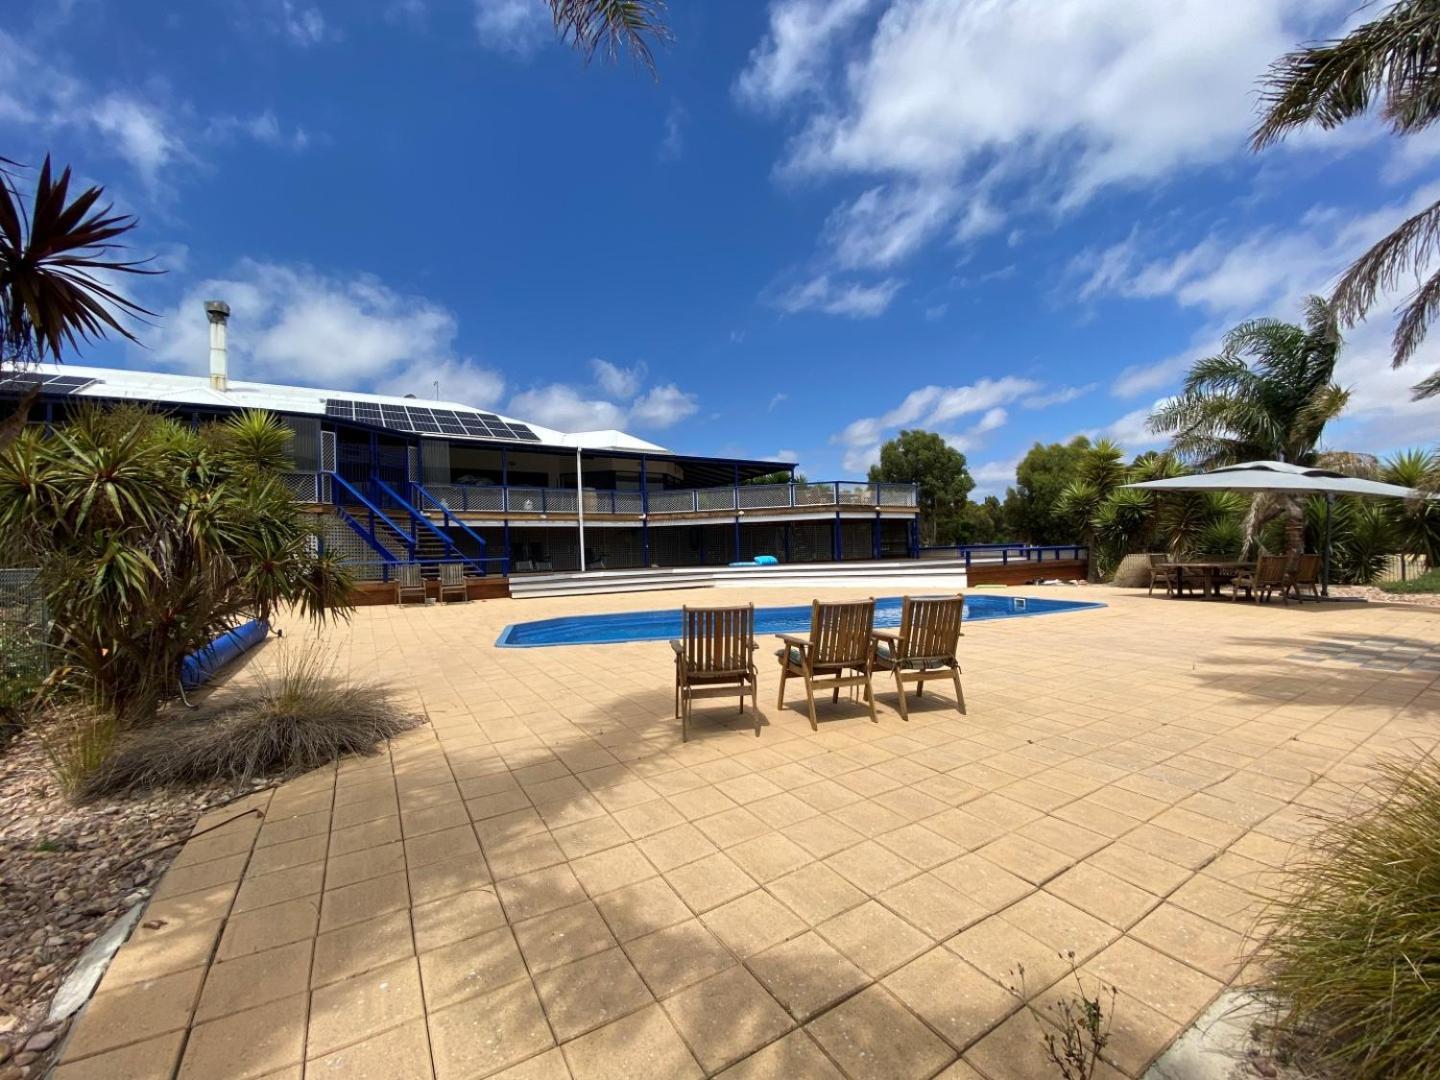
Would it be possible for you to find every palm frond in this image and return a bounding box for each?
[1252,0,1440,148]
[550,0,672,75]
[1329,196,1440,365]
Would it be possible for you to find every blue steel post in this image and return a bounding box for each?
[784,522,792,563]
[872,514,881,560]
[733,516,742,563]
[832,513,841,561]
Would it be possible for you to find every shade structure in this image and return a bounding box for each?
[1123,460,1434,595]
[1122,460,1427,500]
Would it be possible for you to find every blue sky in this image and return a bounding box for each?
[3,0,1437,492]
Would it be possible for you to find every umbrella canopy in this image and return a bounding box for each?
[1123,460,1429,500]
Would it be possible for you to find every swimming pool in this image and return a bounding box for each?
[496,594,1103,648]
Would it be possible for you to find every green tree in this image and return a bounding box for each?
[0,405,354,724]
[744,469,804,485]
[868,429,974,546]
[957,495,1006,545]
[1003,437,1093,544]
[1148,296,1350,557]
[1253,1,1440,394]
[1382,447,1440,567]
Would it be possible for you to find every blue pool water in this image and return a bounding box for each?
[496,595,1103,648]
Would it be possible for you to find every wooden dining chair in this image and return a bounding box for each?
[776,599,878,731]
[1231,554,1290,604]
[1289,553,1323,601]
[872,595,966,720]
[671,604,759,741]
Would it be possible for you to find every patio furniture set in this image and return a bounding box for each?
[1147,553,1324,604]
[671,595,966,741]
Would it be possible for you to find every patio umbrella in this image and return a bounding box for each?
[1123,460,1433,593]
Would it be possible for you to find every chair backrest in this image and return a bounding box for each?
[397,563,423,588]
[1256,554,1290,585]
[440,562,465,586]
[808,599,875,666]
[1293,553,1322,584]
[898,595,965,661]
[1149,553,1168,568]
[681,605,754,673]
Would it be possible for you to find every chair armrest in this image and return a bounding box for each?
[871,629,901,642]
[777,634,811,650]
[669,639,683,655]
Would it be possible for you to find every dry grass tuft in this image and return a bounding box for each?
[1256,753,1440,1080]
[80,642,422,799]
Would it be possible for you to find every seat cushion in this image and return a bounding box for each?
[775,646,804,666]
[875,640,949,670]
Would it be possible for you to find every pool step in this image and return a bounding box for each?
[508,559,972,599]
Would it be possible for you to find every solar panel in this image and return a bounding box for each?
[320,395,544,443]
[0,373,98,395]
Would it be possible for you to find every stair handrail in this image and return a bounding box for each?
[326,471,417,560]
[371,477,486,575]
[330,503,404,564]
[409,482,493,566]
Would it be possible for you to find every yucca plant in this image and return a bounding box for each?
[0,404,353,726]
[1382,447,1440,568]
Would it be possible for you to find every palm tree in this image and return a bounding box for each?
[551,0,672,73]
[0,156,156,442]
[1252,1,1440,395]
[1148,296,1350,557]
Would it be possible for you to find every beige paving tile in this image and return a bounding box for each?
[767,861,867,925]
[420,925,530,1009]
[825,839,920,894]
[570,842,657,897]
[551,815,631,859]
[624,913,736,996]
[313,910,416,988]
[701,889,806,958]
[247,835,328,878]
[726,833,813,883]
[1084,936,1224,1025]
[716,1030,844,1079]
[806,984,957,1080]
[1045,862,1158,931]
[197,939,312,1022]
[883,947,1018,1050]
[661,965,794,1073]
[561,1004,703,1080]
[307,956,424,1058]
[53,1031,184,1080]
[664,851,757,912]
[879,872,986,940]
[748,931,869,1021]
[320,870,410,932]
[329,815,402,856]
[178,993,307,1080]
[533,946,654,1040]
[326,841,408,889]
[63,966,204,1061]
[1130,903,1248,983]
[818,901,931,978]
[232,861,325,914]
[409,852,493,905]
[513,901,618,973]
[305,1017,432,1080]
[412,887,506,952]
[490,1047,572,1079]
[486,831,569,880]
[636,822,719,872]
[217,896,320,961]
[429,979,555,1080]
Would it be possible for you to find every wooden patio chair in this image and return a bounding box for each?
[871,594,966,720]
[1147,553,1183,597]
[393,563,426,605]
[776,599,878,730]
[438,562,470,603]
[670,604,759,741]
[1231,554,1290,604]
[1289,553,1323,601]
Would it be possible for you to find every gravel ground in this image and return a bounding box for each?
[0,726,238,1079]
[1328,584,1440,608]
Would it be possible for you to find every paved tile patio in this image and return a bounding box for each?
[53,586,1440,1079]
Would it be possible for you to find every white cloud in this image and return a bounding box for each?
[206,110,310,152]
[735,0,878,111]
[590,358,646,399]
[1022,384,1095,409]
[970,457,1019,496]
[659,101,687,162]
[628,384,698,428]
[944,406,1008,453]
[772,274,902,318]
[833,376,1041,471]
[473,0,552,55]
[742,0,1350,282]
[88,95,186,184]
[278,1,332,46]
[768,392,789,411]
[775,448,800,463]
[508,385,628,432]
[146,259,503,406]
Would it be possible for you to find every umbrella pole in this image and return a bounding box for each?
[1322,493,1332,597]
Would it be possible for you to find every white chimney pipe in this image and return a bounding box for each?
[205,300,231,392]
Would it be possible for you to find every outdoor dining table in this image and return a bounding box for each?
[1157,560,1255,599]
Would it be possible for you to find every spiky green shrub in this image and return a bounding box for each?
[0,404,354,726]
[1258,755,1440,1080]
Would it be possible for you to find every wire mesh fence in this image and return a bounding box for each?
[0,568,49,682]
[1377,554,1429,584]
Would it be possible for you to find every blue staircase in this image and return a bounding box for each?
[325,472,488,575]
